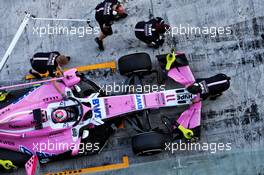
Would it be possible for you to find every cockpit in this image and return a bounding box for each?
[46,97,94,130]
[51,106,79,123]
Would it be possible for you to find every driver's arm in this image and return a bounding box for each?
[52,80,66,98]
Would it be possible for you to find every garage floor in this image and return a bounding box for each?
[0,0,264,175]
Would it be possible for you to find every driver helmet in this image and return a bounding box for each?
[52,109,69,123]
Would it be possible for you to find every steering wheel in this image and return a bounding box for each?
[65,97,84,127]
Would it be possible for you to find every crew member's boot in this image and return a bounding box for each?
[29,69,42,79]
[95,37,105,51]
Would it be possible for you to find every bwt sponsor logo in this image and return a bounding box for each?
[135,94,143,109]
[92,99,102,118]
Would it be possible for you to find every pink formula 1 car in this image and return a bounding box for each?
[0,51,230,174]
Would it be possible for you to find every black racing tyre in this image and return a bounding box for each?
[0,148,31,172]
[118,53,152,76]
[132,131,170,156]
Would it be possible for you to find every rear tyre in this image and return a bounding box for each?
[132,131,170,156]
[118,53,152,76]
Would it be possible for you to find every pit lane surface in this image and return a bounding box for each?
[0,0,264,174]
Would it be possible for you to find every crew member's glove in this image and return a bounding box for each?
[61,93,68,100]
[157,39,165,46]
[151,42,159,49]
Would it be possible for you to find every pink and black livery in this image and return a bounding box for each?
[0,51,230,174]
